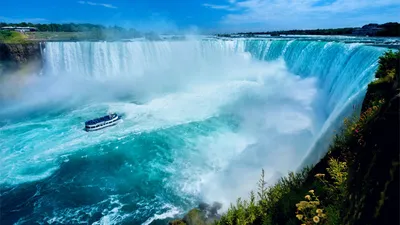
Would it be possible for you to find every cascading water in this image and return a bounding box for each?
[0,38,387,224]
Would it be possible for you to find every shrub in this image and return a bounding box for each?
[216,168,310,225]
[375,50,400,79]
[295,190,327,224]
[169,220,187,225]
[0,30,29,43]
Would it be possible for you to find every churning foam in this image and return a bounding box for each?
[0,39,386,222]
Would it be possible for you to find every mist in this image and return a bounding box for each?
[0,38,321,188]
[0,37,382,224]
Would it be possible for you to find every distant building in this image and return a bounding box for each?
[1,26,38,32]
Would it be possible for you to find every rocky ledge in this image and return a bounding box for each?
[0,42,44,76]
[169,202,222,225]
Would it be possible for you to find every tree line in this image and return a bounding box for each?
[219,22,400,37]
[1,22,119,32]
[0,22,144,40]
[374,22,400,36]
[237,28,356,36]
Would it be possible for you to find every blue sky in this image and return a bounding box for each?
[1,0,400,33]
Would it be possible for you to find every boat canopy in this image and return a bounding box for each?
[85,113,117,126]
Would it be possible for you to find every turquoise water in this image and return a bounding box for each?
[0,39,386,224]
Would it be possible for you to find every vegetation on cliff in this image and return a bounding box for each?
[0,30,29,43]
[172,50,399,225]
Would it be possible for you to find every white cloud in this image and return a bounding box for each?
[203,0,400,30]
[202,3,237,11]
[0,16,47,23]
[77,1,117,9]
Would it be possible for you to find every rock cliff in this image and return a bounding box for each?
[0,42,44,76]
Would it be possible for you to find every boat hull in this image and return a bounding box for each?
[85,116,120,132]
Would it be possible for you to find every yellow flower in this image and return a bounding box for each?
[301,224,306,225]
[313,216,320,223]
[296,214,304,220]
[309,190,314,194]
[305,195,311,200]
[316,209,323,214]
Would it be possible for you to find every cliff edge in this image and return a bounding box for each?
[0,42,44,76]
[171,50,399,225]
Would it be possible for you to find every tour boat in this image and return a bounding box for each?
[84,113,120,131]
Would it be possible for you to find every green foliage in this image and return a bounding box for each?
[1,22,106,32]
[295,190,327,224]
[375,50,400,79]
[325,159,347,193]
[169,220,187,225]
[372,69,396,85]
[216,168,310,225]
[0,22,143,40]
[324,205,340,225]
[294,159,348,225]
[215,159,348,225]
[0,30,12,41]
[313,159,348,225]
[184,209,207,225]
[363,49,399,116]
[0,30,28,43]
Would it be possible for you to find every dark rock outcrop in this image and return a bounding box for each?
[343,60,399,225]
[169,202,222,225]
[0,42,44,76]
[169,219,187,225]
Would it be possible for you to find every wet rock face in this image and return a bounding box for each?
[169,202,223,225]
[0,42,43,76]
[169,219,187,225]
[199,202,222,223]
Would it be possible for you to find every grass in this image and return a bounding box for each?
[0,30,104,43]
[0,31,99,42]
[25,31,94,41]
[0,30,30,43]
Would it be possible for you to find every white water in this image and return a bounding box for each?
[0,38,387,223]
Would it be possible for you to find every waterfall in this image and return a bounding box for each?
[43,40,385,167]
[1,38,387,225]
[44,40,384,107]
